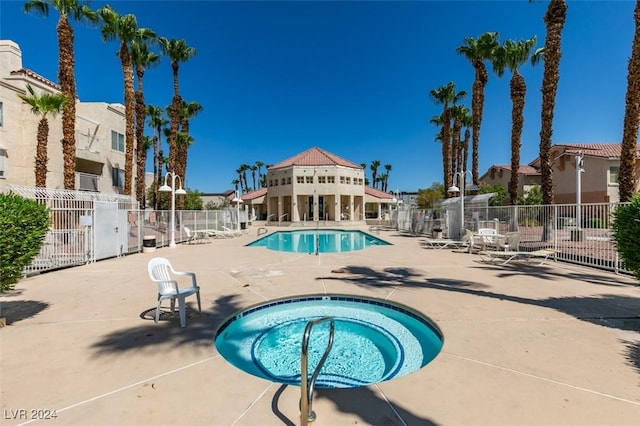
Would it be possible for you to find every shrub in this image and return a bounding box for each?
[0,194,50,292]
[611,195,640,281]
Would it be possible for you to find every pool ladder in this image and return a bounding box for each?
[300,317,335,425]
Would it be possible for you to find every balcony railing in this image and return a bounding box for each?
[76,172,99,192]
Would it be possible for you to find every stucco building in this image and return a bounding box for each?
[240,147,395,223]
[0,40,129,196]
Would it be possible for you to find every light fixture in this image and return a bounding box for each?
[159,172,186,247]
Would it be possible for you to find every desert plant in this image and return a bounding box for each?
[611,196,640,281]
[0,194,50,292]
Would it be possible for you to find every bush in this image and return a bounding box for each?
[611,195,640,281]
[0,194,50,292]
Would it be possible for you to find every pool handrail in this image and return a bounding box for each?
[300,316,335,426]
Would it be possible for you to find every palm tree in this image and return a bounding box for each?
[146,104,168,209]
[450,104,470,178]
[24,0,98,190]
[176,100,202,182]
[158,37,196,176]
[460,110,473,174]
[250,165,258,191]
[132,39,159,207]
[236,166,245,193]
[255,160,265,188]
[619,0,640,201]
[98,5,155,197]
[539,0,568,205]
[456,32,500,186]
[370,160,381,189]
[17,84,68,187]
[383,164,392,192]
[231,179,240,194]
[239,164,251,193]
[430,82,466,193]
[492,37,540,205]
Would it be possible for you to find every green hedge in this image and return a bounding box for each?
[0,194,50,292]
[612,195,640,281]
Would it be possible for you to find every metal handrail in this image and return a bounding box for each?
[300,316,334,426]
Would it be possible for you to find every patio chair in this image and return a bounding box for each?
[147,257,201,327]
[496,232,521,252]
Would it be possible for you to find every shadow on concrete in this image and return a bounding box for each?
[321,264,640,374]
[90,293,243,355]
[270,383,438,425]
[0,300,49,325]
[315,387,439,425]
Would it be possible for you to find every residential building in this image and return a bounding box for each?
[480,143,640,204]
[534,143,638,204]
[479,164,541,200]
[0,40,130,196]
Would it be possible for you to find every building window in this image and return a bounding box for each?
[608,166,619,185]
[327,176,335,184]
[111,131,124,152]
[111,167,124,188]
[0,102,3,127]
[318,176,326,184]
[305,176,313,184]
[0,148,6,177]
[281,178,286,185]
[297,176,304,184]
[287,177,291,185]
[340,176,345,184]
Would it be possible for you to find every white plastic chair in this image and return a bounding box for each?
[147,257,201,327]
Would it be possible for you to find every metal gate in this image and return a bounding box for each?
[94,201,129,260]
[9,185,138,275]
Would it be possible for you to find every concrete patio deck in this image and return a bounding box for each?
[1,227,640,425]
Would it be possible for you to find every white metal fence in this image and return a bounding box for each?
[7,184,631,276]
[393,202,630,275]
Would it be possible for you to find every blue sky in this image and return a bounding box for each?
[1,0,636,193]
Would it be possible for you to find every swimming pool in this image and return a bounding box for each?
[246,229,390,253]
[214,295,443,388]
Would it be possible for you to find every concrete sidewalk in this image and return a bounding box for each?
[1,227,639,425]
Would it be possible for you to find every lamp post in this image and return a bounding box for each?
[159,172,186,247]
[448,171,477,239]
[232,190,243,232]
[576,151,584,230]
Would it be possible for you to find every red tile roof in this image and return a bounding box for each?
[552,143,640,158]
[269,147,364,170]
[10,68,60,91]
[365,186,394,200]
[528,144,640,168]
[239,187,267,200]
[490,164,540,175]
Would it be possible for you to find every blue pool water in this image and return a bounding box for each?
[214,295,443,388]
[246,229,390,253]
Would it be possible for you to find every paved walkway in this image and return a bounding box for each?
[1,227,640,425]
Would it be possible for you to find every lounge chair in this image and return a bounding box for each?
[222,225,244,237]
[184,227,210,244]
[147,257,201,327]
[479,248,560,265]
[424,229,473,250]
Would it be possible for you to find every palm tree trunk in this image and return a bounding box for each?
[509,72,526,205]
[620,0,640,201]
[121,42,135,196]
[135,86,146,207]
[472,62,488,185]
[540,0,568,205]
[35,118,49,188]
[57,16,77,190]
